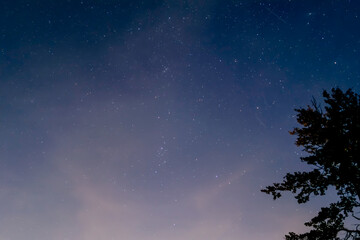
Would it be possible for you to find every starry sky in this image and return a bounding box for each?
[1,0,360,239]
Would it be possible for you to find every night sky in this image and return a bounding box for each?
[1,0,360,239]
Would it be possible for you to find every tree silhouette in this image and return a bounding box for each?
[262,88,360,240]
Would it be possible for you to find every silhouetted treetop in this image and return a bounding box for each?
[262,88,360,240]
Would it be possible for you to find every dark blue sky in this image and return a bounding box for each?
[1,1,359,239]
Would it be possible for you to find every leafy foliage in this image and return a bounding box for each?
[262,88,360,240]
